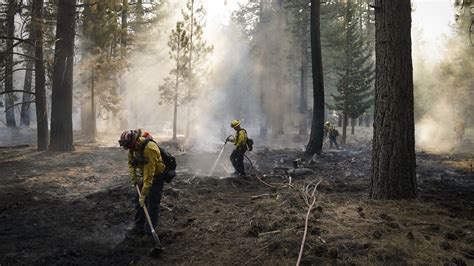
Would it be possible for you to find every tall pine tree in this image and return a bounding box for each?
[330,1,374,144]
[159,22,189,141]
[182,0,213,138]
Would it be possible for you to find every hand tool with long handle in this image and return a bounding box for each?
[135,185,163,256]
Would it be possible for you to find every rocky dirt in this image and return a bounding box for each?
[0,128,473,265]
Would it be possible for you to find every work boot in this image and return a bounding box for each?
[238,172,247,178]
[125,226,145,240]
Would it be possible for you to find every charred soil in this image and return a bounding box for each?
[0,139,473,265]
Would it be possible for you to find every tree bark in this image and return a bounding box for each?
[305,0,325,156]
[33,0,48,150]
[272,0,285,137]
[173,44,180,141]
[5,0,16,127]
[90,63,96,141]
[258,0,268,139]
[351,117,355,135]
[259,68,268,139]
[342,111,348,145]
[299,22,309,136]
[370,0,417,199]
[20,61,33,127]
[119,0,128,129]
[49,0,76,151]
[259,55,268,139]
[185,0,194,139]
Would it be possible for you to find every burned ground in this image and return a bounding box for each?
[0,132,473,265]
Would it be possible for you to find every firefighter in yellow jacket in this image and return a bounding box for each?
[227,120,248,176]
[119,129,166,239]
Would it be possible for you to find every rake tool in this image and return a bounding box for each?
[135,185,163,257]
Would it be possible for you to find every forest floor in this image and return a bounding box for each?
[0,127,473,265]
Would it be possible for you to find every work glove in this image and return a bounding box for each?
[139,195,146,207]
[131,174,139,187]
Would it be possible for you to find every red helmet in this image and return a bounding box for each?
[118,130,138,149]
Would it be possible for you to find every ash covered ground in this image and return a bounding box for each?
[0,128,473,265]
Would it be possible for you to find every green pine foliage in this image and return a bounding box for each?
[330,1,374,121]
[80,1,125,116]
[159,21,190,105]
[181,0,213,103]
[160,0,213,105]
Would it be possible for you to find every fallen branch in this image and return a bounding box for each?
[161,204,173,212]
[251,193,272,200]
[296,179,323,266]
[258,230,281,237]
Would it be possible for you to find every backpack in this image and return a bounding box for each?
[247,138,254,151]
[329,127,339,137]
[239,129,254,151]
[139,138,177,182]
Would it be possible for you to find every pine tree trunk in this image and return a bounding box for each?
[173,80,178,141]
[119,0,128,129]
[5,0,16,127]
[185,0,194,139]
[20,61,33,127]
[33,0,48,150]
[136,0,144,32]
[90,64,96,141]
[49,0,76,151]
[370,0,417,199]
[306,0,325,156]
[259,56,268,139]
[338,114,342,127]
[342,112,348,145]
[173,45,180,141]
[272,1,285,137]
[299,24,308,135]
[351,118,355,135]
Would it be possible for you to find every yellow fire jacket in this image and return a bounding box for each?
[128,137,166,196]
[234,129,248,150]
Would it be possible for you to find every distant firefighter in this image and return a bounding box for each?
[227,120,248,177]
[324,121,340,149]
[454,120,465,144]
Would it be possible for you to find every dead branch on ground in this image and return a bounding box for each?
[296,179,323,266]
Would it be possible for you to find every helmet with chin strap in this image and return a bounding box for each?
[230,119,241,128]
[118,130,139,149]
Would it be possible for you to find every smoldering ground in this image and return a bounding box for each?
[0,1,473,264]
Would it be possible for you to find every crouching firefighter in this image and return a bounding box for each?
[227,120,253,177]
[118,129,176,240]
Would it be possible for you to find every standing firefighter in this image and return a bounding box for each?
[324,121,340,149]
[118,129,175,240]
[227,120,248,176]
